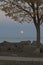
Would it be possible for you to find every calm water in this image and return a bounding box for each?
[0,10,43,43]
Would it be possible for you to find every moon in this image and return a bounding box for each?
[20,30,24,34]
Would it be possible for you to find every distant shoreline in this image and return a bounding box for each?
[0,40,43,44]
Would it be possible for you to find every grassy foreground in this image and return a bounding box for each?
[0,61,43,65]
[0,51,43,58]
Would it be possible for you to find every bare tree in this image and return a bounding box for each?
[0,0,43,52]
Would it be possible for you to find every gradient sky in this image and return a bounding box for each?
[0,10,43,43]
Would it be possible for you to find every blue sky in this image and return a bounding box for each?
[0,10,43,43]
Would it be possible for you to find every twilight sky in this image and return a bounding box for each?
[0,10,43,43]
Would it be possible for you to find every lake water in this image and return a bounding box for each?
[0,10,43,43]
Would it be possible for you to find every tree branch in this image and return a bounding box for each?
[40,15,43,21]
[37,3,40,24]
[16,4,33,19]
[28,3,33,8]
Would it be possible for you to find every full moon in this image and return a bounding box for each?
[20,30,24,34]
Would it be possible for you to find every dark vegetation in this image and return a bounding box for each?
[0,41,43,57]
[0,61,43,65]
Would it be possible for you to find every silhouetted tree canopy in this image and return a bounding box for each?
[0,0,43,23]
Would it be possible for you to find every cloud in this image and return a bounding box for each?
[0,10,15,24]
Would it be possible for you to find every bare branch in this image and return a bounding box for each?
[40,15,43,21]
[16,4,33,18]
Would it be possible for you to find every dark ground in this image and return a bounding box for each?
[0,40,43,57]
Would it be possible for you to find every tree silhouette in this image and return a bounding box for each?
[0,0,43,52]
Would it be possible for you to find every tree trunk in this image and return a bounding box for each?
[34,24,40,54]
[34,24,40,53]
[36,24,40,48]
